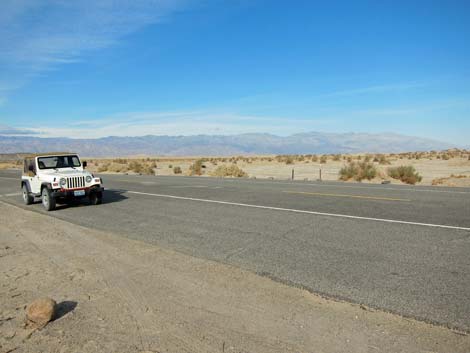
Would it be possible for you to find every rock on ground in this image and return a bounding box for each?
[25,297,56,328]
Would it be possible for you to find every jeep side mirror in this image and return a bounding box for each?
[82,161,87,168]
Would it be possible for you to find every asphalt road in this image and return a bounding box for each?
[1,169,469,331]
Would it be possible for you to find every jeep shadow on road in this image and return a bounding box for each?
[50,189,128,211]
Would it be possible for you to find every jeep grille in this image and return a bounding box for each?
[66,176,85,189]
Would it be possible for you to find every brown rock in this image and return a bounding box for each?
[25,297,56,328]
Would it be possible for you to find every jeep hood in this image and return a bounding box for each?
[40,169,92,178]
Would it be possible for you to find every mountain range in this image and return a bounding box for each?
[0,132,458,157]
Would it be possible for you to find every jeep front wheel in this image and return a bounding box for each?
[41,187,56,211]
[89,191,102,205]
[22,184,34,205]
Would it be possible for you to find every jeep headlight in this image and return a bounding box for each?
[59,178,67,187]
[86,175,92,183]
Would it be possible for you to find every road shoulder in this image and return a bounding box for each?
[0,201,468,353]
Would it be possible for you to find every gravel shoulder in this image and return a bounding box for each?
[1,201,469,353]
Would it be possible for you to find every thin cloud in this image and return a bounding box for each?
[23,110,333,138]
[313,82,425,99]
[0,124,39,135]
[0,0,192,102]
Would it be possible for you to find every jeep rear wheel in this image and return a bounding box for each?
[89,191,102,205]
[41,187,56,211]
[22,184,34,205]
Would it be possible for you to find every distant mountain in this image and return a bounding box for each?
[0,132,456,157]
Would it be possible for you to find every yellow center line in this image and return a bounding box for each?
[282,190,411,202]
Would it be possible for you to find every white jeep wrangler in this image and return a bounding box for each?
[21,153,104,211]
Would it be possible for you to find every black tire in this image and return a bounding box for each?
[89,191,102,205]
[22,184,34,205]
[41,187,56,211]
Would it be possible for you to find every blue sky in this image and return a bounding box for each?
[1,0,469,145]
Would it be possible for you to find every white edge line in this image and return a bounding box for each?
[123,190,470,231]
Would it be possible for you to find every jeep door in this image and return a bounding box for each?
[29,159,41,194]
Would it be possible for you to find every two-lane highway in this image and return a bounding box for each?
[1,169,469,331]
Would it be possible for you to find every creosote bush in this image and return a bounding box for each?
[211,164,248,178]
[97,163,109,172]
[387,166,422,185]
[374,154,390,165]
[441,154,450,160]
[129,161,143,174]
[275,155,295,164]
[189,159,205,176]
[339,162,377,181]
[141,164,155,175]
[173,166,182,174]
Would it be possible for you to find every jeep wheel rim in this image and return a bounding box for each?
[42,190,49,207]
[23,189,27,202]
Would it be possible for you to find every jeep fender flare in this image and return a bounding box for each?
[21,180,32,193]
[40,182,53,191]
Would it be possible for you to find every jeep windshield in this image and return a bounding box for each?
[37,155,81,169]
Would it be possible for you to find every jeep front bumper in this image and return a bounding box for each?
[51,185,104,198]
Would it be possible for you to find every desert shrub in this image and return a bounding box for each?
[173,166,182,174]
[364,155,371,162]
[432,177,445,186]
[113,158,128,164]
[285,156,294,165]
[168,164,173,168]
[97,163,109,172]
[211,164,247,177]
[333,154,341,161]
[141,165,155,175]
[129,161,143,174]
[376,154,390,165]
[189,159,205,176]
[311,155,318,162]
[320,155,327,164]
[441,154,450,160]
[387,166,422,185]
[339,162,377,181]
[275,155,295,164]
[107,163,128,173]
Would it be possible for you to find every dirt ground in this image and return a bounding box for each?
[1,201,469,353]
[82,151,470,186]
